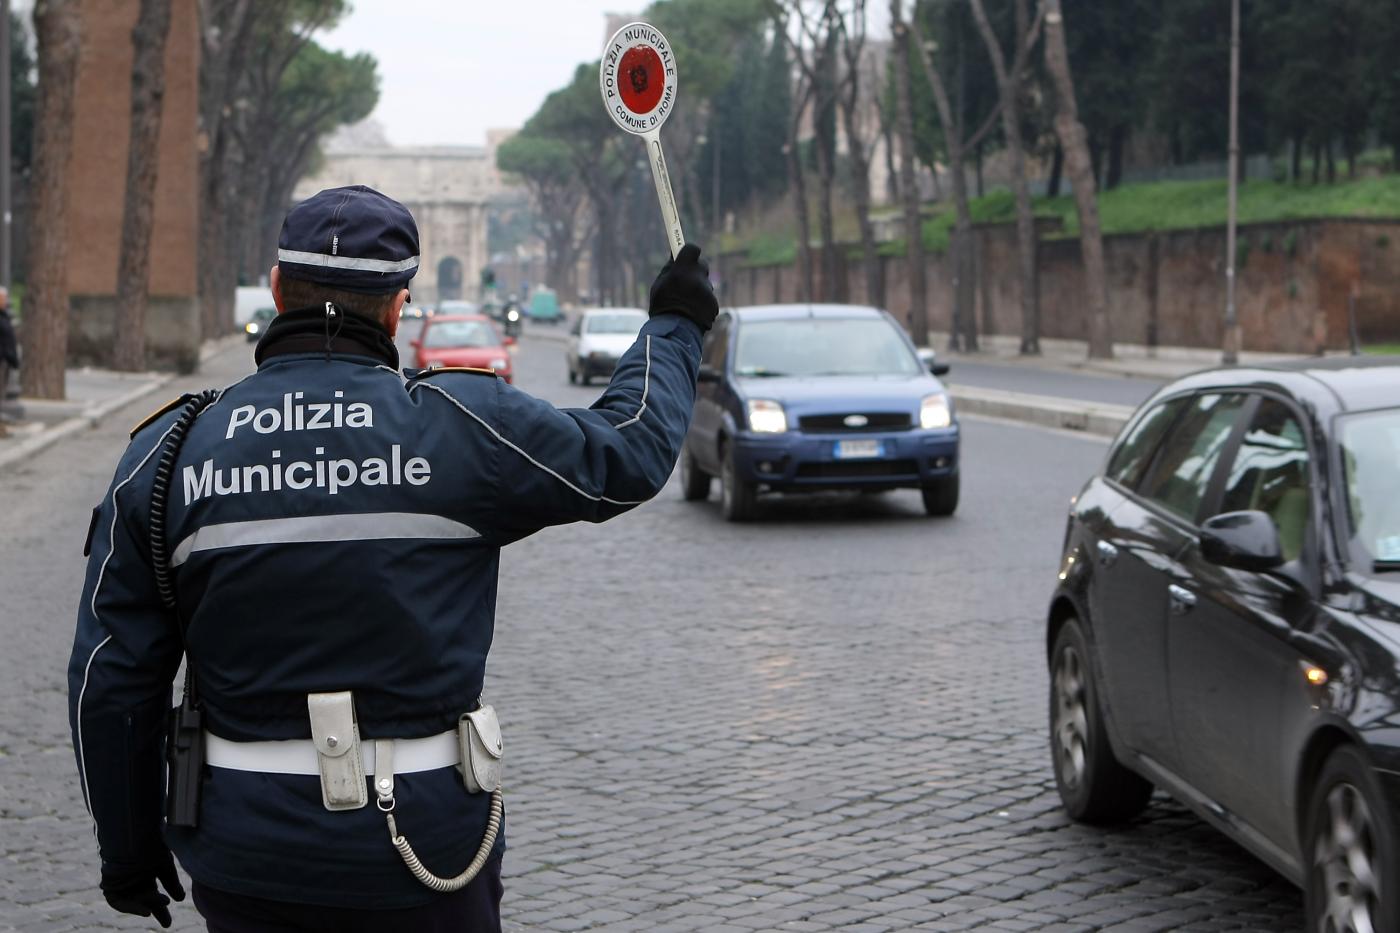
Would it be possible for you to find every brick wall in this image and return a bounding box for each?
[65,0,200,371]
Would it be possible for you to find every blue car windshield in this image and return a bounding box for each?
[1338,407,1400,570]
[734,318,920,377]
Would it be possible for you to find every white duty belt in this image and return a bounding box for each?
[204,729,460,776]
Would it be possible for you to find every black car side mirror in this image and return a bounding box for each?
[697,365,721,384]
[1200,510,1284,572]
[931,362,951,377]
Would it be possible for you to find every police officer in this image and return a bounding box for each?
[67,185,717,931]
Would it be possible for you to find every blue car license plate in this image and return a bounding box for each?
[835,439,883,459]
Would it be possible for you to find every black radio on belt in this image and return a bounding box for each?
[148,390,220,828]
[166,680,205,827]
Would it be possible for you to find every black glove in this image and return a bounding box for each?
[101,851,185,929]
[648,243,718,333]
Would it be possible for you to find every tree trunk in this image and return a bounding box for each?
[1291,133,1301,183]
[197,0,255,340]
[1043,0,1111,359]
[786,84,815,302]
[1106,123,1126,190]
[23,0,82,399]
[842,100,883,309]
[890,2,927,345]
[969,0,1040,354]
[812,135,839,301]
[909,13,976,351]
[113,0,173,372]
[1048,144,1064,197]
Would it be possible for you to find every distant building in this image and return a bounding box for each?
[296,146,497,306]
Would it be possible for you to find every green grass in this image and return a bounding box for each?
[1365,343,1400,355]
[738,174,1400,263]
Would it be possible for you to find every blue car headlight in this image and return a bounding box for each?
[921,393,952,429]
[747,399,788,433]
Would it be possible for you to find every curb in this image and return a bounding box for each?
[0,336,245,475]
[950,385,1133,438]
[0,374,174,474]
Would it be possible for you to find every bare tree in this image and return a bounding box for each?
[782,1,844,301]
[112,0,174,372]
[909,9,1002,353]
[836,0,884,308]
[22,0,82,399]
[889,0,927,345]
[968,0,1044,354]
[1042,0,1111,358]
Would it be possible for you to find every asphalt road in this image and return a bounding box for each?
[0,330,1301,931]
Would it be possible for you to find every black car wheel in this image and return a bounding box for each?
[921,474,959,517]
[720,443,758,522]
[680,448,711,502]
[579,362,591,387]
[1049,618,1153,824]
[567,362,577,385]
[1305,745,1396,933]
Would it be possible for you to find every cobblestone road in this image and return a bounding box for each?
[0,333,1301,931]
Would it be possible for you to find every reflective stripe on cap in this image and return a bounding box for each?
[277,248,420,275]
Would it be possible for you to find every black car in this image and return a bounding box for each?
[1046,357,1400,931]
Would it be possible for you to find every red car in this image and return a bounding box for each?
[410,314,514,383]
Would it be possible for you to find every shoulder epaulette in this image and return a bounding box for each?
[130,393,193,439]
[410,366,499,380]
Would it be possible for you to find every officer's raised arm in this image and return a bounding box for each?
[413,245,717,542]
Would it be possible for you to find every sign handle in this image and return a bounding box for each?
[643,129,685,259]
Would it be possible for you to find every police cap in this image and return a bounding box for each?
[277,185,420,294]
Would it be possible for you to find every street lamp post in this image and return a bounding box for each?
[1223,0,1241,364]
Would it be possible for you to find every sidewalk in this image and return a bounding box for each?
[930,331,1303,382]
[0,336,243,474]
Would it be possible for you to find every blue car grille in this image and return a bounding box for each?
[795,459,919,479]
[797,412,912,433]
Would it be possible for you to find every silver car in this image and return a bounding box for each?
[566,308,647,386]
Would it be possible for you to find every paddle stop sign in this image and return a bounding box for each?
[600,22,685,256]
[600,23,678,135]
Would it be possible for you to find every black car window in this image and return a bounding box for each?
[1106,397,1186,490]
[1218,399,1311,562]
[1139,393,1248,522]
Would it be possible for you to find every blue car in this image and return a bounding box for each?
[680,304,960,521]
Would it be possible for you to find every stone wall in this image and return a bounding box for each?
[716,216,1400,353]
[66,0,201,371]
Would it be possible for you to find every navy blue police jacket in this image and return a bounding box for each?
[67,309,702,908]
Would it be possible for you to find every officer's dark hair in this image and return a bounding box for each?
[278,276,398,323]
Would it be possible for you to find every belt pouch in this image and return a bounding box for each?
[458,705,503,794]
[308,691,367,811]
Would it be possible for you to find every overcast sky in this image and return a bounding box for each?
[322,1,890,148]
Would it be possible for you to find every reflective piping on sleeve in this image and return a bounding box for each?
[613,336,651,430]
[410,381,643,506]
[278,248,420,274]
[78,421,179,827]
[171,512,480,567]
[74,634,113,825]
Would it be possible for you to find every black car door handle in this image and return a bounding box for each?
[1168,583,1197,615]
[1096,540,1119,567]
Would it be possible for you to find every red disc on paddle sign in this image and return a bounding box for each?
[618,45,665,115]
